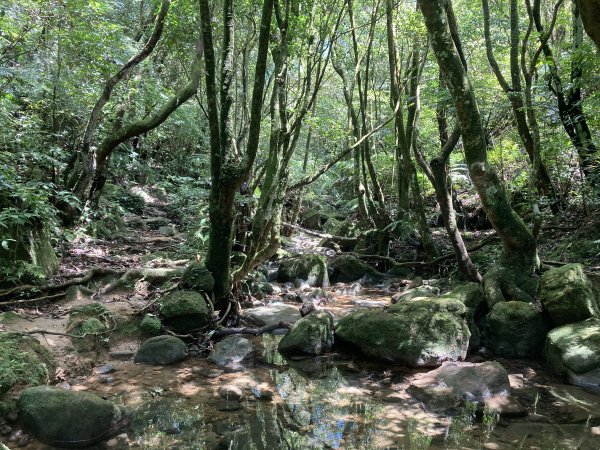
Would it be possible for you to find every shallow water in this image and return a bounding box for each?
[7,285,600,449]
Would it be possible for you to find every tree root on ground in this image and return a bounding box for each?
[482,266,538,307]
[211,321,292,339]
[95,267,185,296]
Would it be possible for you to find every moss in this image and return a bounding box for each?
[140,315,162,335]
[159,290,209,332]
[0,333,55,396]
[277,254,329,287]
[67,303,114,352]
[182,262,215,293]
[0,311,20,324]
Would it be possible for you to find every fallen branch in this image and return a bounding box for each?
[282,222,357,245]
[350,233,500,268]
[1,292,67,306]
[211,321,292,339]
[137,284,180,314]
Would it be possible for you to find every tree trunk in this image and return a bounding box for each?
[420,0,537,305]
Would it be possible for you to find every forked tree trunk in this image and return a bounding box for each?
[420,0,537,305]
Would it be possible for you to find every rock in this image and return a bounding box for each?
[139,314,162,335]
[145,217,170,230]
[391,285,440,303]
[442,283,487,351]
[159,290,209,332]
[277,254,329,287]
[329,254,384,283]
[157,225,176,236]
[218,385,243,401]
[278,311,335,356]
[182,262,215,293]
[134,335,187,365]
[407,361,510,411]
[0,333,55,396]
[251,383,274,401]
[484,302,552,358]
[354,229,382,255]
[301,208,324,230]
[208,336,255,371]
[336,297,470,367]
[545,318,600,390]
[242,303,301,326]
[18,386,126,447]
[300,300,317,317]
[67,303,114,352]
[539,263,599,326]
[192,367,224,378]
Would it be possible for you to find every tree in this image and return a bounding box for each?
[419,0,537,305]
[199,0,273,314]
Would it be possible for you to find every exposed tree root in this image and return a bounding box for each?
[95,267,184,296]
[0,267,121,301]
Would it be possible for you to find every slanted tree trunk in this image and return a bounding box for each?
[420,0,537,305]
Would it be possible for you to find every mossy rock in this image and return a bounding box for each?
[354,229,382,255]
[442,283,487,351]
[545,318,600,389]
[134,335,187,365]
[278,311,335,356]
[330,254,384,283]
[484,301,552,358]
[0,333,56,396]
[539,263,599,326]
[140,314,162,335]
[277,254,329,287]
[182,262,215,293]
[67,303,115,352]
[159,290,209,332]
[18,385,126,447]
[336,297,470,367]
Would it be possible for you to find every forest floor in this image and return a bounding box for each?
[2,193,600,449]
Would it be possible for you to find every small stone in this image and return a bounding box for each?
[192,367,224,378]
[97,375,114,384]
[215,401,244,412]
[251,383,274,401]
[95,364,115,374]
[218,385,243,401]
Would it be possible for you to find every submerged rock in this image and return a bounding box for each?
[539,263,599,326]
[134,335,187,365]
[407,361,510,411]
[391,285,440,303]
[329,254,383,283]
[336,297,470,367]
[18,386,126,448]
[208,336,255,371]
[277,254,329,287]
[278,311,335,355]
[545,318,600,390]
[242,303,301,326]
[159,290,209,332]
[485,302,552,358]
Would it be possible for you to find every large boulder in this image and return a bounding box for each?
[242,303,301,326]
[277,254,329,287]
[18,386,126,447]
[484,302,552,358]
[0,333,55,396]
[329,254,384,283]
[134,335,187,365]
[278,311,335,356]
[545,318,600,390]
[159,290,209,332]
[539,263,599,326]
[208,336,255,371]
[336,297,470,367]
[407,361,510,411]
[182,262,215,293]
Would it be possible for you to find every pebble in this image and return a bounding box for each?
[193,367,224,378]
[218,385,243,401]
[97,375,114,384]
[95,364,115,374]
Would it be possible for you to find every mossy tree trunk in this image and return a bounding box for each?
[199,0,273,312]
[420,0,537,304]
